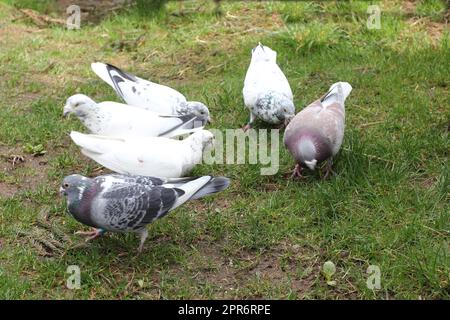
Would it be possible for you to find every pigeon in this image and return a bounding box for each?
[242,43,295,131]
[284,82,352,178]
[70,130,214,178]
[91,62,211,123]
[60,173,230,252]
[63,94,205,138]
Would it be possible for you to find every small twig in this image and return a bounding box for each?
[202,63,225,73]
[177,66,191,78]
[19,9,65,27]
[359,121,384,128]
[143,50,162,62]
[226,11,238,19]
[195,36,209,44]
[421,224,449,237]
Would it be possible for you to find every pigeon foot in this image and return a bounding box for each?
[323,160,336,179]
[75,228,104,242]
[242,123,252,132]
[137,228,149,253]
[291,164,305,179]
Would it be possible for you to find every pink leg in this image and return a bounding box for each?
[323,159,336,179]
[242,123,252,132]
[291,163,305,179]
[75,228,104,242]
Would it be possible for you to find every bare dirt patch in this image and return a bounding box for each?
[0,146,49,198]
[55,0,129,23]
[179,241,321,298]
[402,0,449,44]
[402,0,418,16]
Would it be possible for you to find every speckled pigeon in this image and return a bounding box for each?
[284,82,352,178]
[242,43,295,130]
[60,173,230,252]
[63,94,205,138]
[69,130,214,178]
[91,62,211,123]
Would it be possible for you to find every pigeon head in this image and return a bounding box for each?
[60,174,92,203]
[63,94,96,118]
[251,43,277,63]
[274,98,295,124]
[184,101,211,125]
[60,174,96,227]
[188,130,215,150]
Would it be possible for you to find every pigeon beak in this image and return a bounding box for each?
[284,115,294,126]
[59,187,66,196]
[207,116,212,124]
[63,106,71,118]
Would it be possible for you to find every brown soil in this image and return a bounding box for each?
[0,146,49,199]
[402,0,449,44]
[55,0,130,23]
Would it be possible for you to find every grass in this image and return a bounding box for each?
[0,0,449,299]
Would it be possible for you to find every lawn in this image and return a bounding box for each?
[0,0,448,299]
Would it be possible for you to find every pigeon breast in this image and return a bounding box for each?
[285,99,345,158]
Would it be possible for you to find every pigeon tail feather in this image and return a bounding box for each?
[190,176,230,200]
[70,131,124,155]
[321,82,352,107]
[304,159,318,170]
[91,62,138,101]
[91,62,115,88]
[171,176,230,209]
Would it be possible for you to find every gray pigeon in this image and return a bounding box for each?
[242,43,295,130]
[60,173,230,252]
[284,82,352,178]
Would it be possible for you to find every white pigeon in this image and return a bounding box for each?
[70,130,215,178]
[91,62,211,123]
[242,43,295,130]
[63,94,205,138]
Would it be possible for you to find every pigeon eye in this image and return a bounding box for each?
[63,183,69,188]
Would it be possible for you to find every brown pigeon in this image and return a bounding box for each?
[283,82,352,178]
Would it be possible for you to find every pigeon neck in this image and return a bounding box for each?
[74,103,102,133]
[176,102,190,116]
[183,134,206,167]
[68,181,97,228]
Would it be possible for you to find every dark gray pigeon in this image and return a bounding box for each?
[284,82,352,178]
[60,173,230,252]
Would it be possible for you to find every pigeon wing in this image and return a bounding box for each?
[70,131,185,177]
[92,62,187,114]
[98,174,166,188]
[97,183,182,231]
[94,102,203,138]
